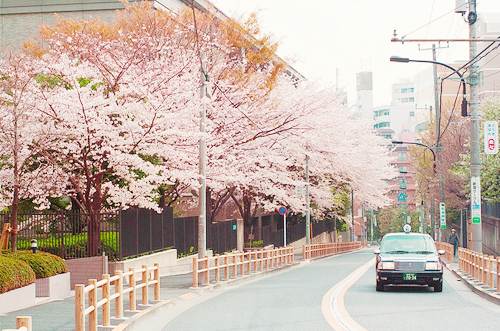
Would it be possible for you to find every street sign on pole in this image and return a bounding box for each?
[484,121,498,155]
[439,203,446,229]
[398,192,406,202]
[278,207,287,246]
[471,177,481,224]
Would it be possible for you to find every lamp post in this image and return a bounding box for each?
[390,56,466,241]
[389,56,467,116]
[392,140,436,166]
[392,140,436,237]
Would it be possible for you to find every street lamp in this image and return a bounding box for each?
[392,140,436,171]
[392,140,438,238]
[390,56,465,242]
[390,56,467,117]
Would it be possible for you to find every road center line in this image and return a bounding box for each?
[321,257,375,331]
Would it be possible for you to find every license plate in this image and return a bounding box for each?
[403,273,417,281]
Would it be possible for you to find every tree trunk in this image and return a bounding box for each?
[10,197,18,253]
[87,212,100,256]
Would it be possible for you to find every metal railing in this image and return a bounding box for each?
[192,247,294,288]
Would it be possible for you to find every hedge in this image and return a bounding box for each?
[0,255,36,294]
[3,251,69,279]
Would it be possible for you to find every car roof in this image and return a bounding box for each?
[383,232,433,238]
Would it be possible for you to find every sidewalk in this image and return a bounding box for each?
[444,260,500,305]
[0,253,306,331]
[0,272,196,331]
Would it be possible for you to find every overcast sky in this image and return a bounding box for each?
[210,0,500,107]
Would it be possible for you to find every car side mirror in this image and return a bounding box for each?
[374,249,381,255]
[438,250,445,255]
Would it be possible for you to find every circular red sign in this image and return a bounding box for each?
[278,206,287,215]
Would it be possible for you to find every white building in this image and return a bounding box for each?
[477,13,500,100]
[373,79,416,134]
[355,71,373,120]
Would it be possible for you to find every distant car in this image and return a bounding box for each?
[374,231,445,292]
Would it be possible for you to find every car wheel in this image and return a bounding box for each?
[433,280,443,292]
[376,280,384,292]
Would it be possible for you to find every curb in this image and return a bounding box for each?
[443,261,500,305]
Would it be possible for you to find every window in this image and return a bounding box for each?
[399,178,407,189]
[410,111,415,117]
[399,166,407,173]
[409,97,415,102]
[409,88,414,92]
[398,153,407,161]
[401,88,407,93]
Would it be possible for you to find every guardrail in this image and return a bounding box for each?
[75,263,160,331]
[1,316,31,331]
[458,247,500,292]
[303,242,361,260]
[192,247,294,288]
[435,241,454,262]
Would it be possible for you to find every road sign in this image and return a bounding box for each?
[471,177,481,224]
[439,203,446,229]
[484,121,498,155]
[278,206,287,215]
[397,192,406,202]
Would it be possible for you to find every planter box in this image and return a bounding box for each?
[35,272,71,300]
[0,283,36,314]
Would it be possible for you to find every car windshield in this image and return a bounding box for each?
[380,235,437,254]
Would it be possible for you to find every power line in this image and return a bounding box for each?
[402,6,462,39]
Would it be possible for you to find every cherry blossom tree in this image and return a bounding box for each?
[0,54,67,251]
[4,1,398,254]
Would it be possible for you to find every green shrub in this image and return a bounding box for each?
[245,240,263,248]
[0,255,36,294]
[4,251,68,279]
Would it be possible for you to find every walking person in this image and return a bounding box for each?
[448,229,459,262]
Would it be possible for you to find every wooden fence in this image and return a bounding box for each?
[303,242,362,260]
[192,247,294,288]
[1,317,31,331]
[435,241,455,263]
[458,247,500,292]
[75,264,160,331]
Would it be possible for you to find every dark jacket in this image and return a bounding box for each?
[448,233,459,246]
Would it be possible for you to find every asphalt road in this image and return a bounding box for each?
[159,249,373,331]
[158,248,500,331]
[346,252,500,331]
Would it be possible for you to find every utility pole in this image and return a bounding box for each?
[305,155,311,245]
[198,53,207,259]
[431,44,446,242]
[468,0,482,253]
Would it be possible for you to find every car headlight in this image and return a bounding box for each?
[425,262,442,270]
[378,261,395,270]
